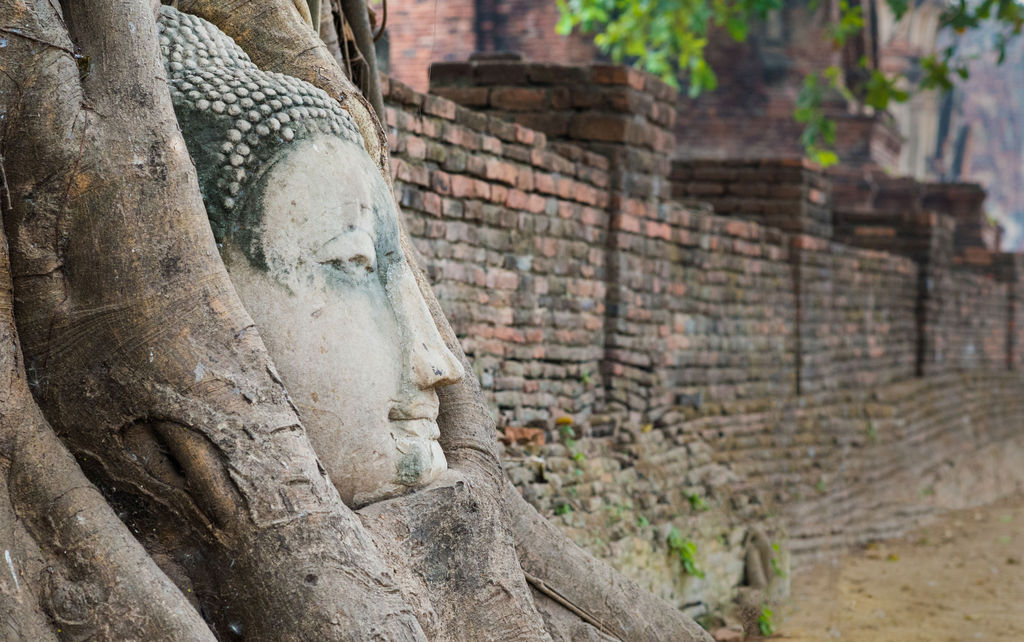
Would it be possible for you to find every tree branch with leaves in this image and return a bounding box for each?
[555,0,1022,165]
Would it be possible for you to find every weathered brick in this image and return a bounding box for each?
[453,105,490,133]
[490,86,549,111]
[534,172,556,195]
[488,116,519,142]
[423,94,457,120]
[442,148,468,173]
[434,86,491,107]
[473,62,530,85]
[515,166,535,191]
[428,62,474,86]
[569,113,629,142]
[513,112,571,138]
[388,79,424,107]
[430,170,452,196]
[514,124,538,146]
[592,64,647,90]
[405,136,427,160]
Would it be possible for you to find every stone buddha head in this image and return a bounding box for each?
[158,7,464,507]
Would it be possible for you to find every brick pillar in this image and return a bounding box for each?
[430,58,679,420]
[920,182,996,254]
[670,158,833,238]
[830,171,960,377]
[430,58,677,200]
[831,112,903,171]
[995,253,1024,371]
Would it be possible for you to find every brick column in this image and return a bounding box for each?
[921,182,997,255]
[670,158,832,238]
[431,58,682,420]
[430,57,676,200]
[829,171,963,377]
[995,253,1024,371]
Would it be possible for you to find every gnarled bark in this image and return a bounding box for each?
[0,0,713,639]
[1,0,421,638]
[165,2,712,640]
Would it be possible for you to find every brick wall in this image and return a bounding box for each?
[390,55,1024,431]
[671,159,832,238]
[383,76,611,423]
[793,235,918,393]
[603,200,797,423]
[376,0,477,91]
[381,59,1024,618]
[430,58,677,201]
[926,266,1008,373]
[377,0,600,92]
[476,0,599,68]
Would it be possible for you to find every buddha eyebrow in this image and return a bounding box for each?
[318,224,377,249]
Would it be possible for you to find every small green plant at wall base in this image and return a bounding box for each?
[580,370,592,385]
[687,492,709,512]
[637,515,650,528]
[554,503,573,516]
[694,613,714,631]
[558,422,577,450]
[866,420,879,443]
[770,542,786,578]
[666,527,705,578]
[758,605,776,636]
[606,503,627,523]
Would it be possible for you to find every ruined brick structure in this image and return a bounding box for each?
[378,0,1024,251]
[381,56,1024,617]
[375,0,596,91]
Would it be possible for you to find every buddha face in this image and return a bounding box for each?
[223,133,464,507]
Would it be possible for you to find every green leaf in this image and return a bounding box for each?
[758,607,776,636]
[666,528,706,578]
[726,16,749,41]
[886,0,909,19]
[555,0,576,35]
[863,69,908,110]
[809,148,839,167]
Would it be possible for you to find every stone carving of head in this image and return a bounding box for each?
[158,7,464,507]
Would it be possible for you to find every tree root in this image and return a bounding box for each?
[0,0,714,638]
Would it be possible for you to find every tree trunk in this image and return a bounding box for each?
[0,0,712,639]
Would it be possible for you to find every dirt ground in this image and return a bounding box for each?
[778,494,1024,641]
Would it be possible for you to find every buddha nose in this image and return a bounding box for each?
[391,263,465,391]
[410,334,465,390]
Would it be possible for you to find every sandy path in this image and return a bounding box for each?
[778,494,1024,641]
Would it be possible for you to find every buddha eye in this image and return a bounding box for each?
[347,254,374,273]
[314,229,377,278]
[318,254,375,276]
